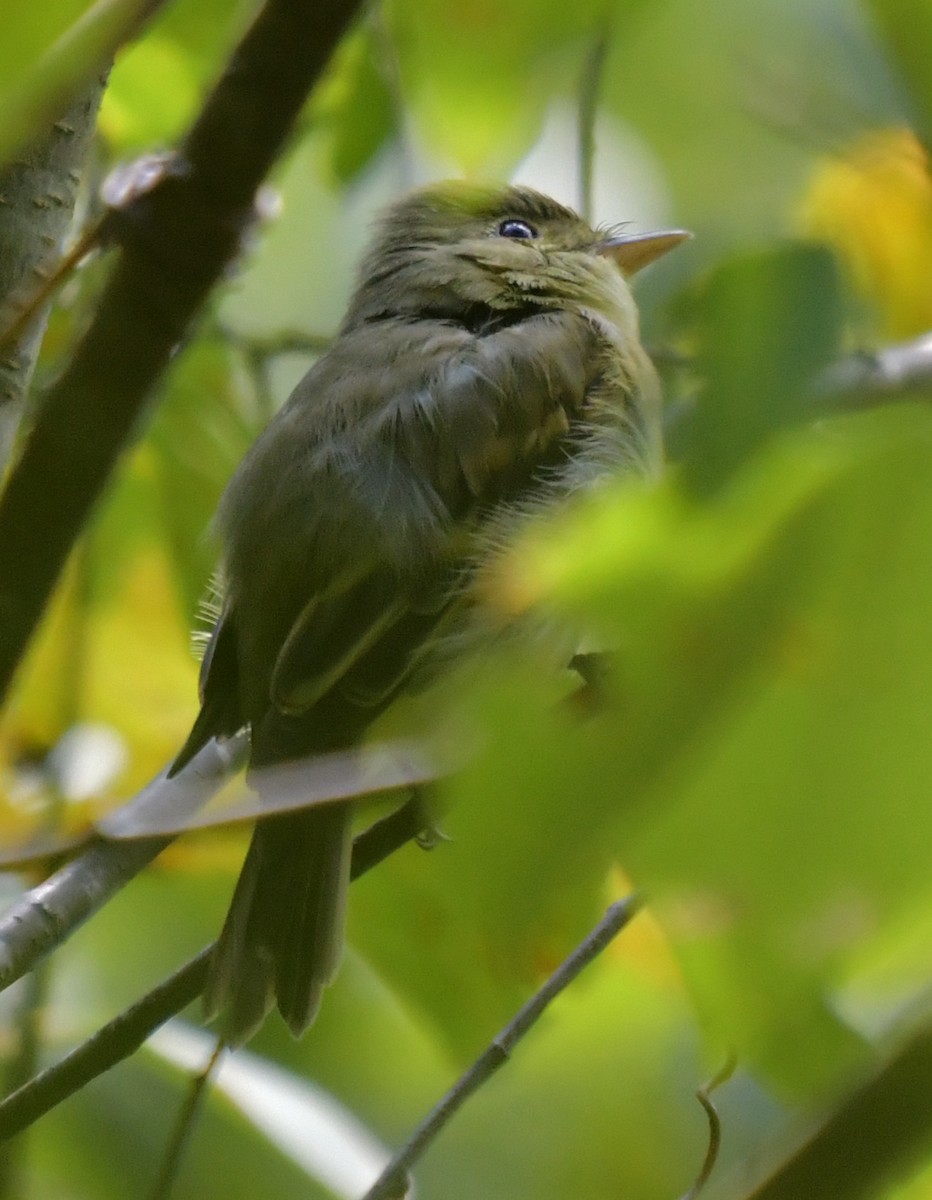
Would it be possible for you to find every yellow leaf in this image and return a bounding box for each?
[798,127,932,338]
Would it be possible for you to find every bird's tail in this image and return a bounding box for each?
[204,803,353,1043]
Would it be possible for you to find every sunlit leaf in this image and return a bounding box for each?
[798,127,932,340]
[387,0,609,174]
[476,404,932,1096]
[100,0,256,150]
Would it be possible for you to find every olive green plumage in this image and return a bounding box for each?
[172,181,687,1043]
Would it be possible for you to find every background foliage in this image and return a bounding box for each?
[0,0,930,1198]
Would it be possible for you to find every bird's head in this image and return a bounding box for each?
[342,182,689,335]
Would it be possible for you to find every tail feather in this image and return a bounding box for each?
[272,806,352,1034]
[205,805,353,1044]
[202,829,273,1040]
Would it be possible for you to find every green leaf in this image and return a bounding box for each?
[682,241,842,491]
[310,21,398,186]
[866,0,932,142]
[100,0,256,150]
[474,404,932,1096]
[387,0,608,174]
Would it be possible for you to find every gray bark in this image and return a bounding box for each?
[0,76,105,469]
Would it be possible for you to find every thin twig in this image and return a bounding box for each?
[0,222,108,355]
[221,324,334,420]
[361,893,642,1200]
[0,948,212,1143]
[147,1039,224,1200]
[0,795,426,1142]
[0,967,47,1198]
[577,15,612,224]
[220,327,335,360]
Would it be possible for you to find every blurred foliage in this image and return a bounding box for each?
[867,0,932,141]
[799,127,932,339]
[0,0,931,1199]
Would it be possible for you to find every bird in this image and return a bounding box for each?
[169,181,688,1043]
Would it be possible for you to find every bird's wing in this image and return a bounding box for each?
[169,609,243,774]
[263,310,604,720]
[186,310,605,753]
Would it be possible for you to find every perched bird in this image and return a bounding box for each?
[171,181,688,1043]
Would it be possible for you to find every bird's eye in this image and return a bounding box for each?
[498,218,538,239]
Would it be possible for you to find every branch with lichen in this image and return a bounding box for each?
[0,78,106,469]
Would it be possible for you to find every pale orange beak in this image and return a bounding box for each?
[597,229,692,275]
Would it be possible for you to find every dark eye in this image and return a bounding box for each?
[498,218,537,239]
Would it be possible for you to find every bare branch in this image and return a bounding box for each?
[0,795,427,1141]
[0,77,106,468]
[0,732,433,994]
[0,741,235,995]
[362,894,642,1200]
[820,332,932,407]
[0,947,211,1142]
[0,837,169,992]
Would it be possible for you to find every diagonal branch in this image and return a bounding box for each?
[0,741,234,996]
[362,894,643,1200]
[0,736,433,995]
[0,0,365,703]
[0,796,426,1141]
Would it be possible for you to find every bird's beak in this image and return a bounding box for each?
[597,229,692,275]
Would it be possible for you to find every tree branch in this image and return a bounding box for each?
[819,331,932,407]
[665,330,932,452]
[0,947,211,1143]
[0,76,106,469]
[0,741,234,995]
[0,795,426,1141]
[0,0,365,703]
[0,733,433,993]
[361,894,643,1200]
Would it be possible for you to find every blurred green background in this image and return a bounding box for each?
[0,0,931,1197]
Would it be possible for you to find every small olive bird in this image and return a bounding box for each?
[171,182,688,1043]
